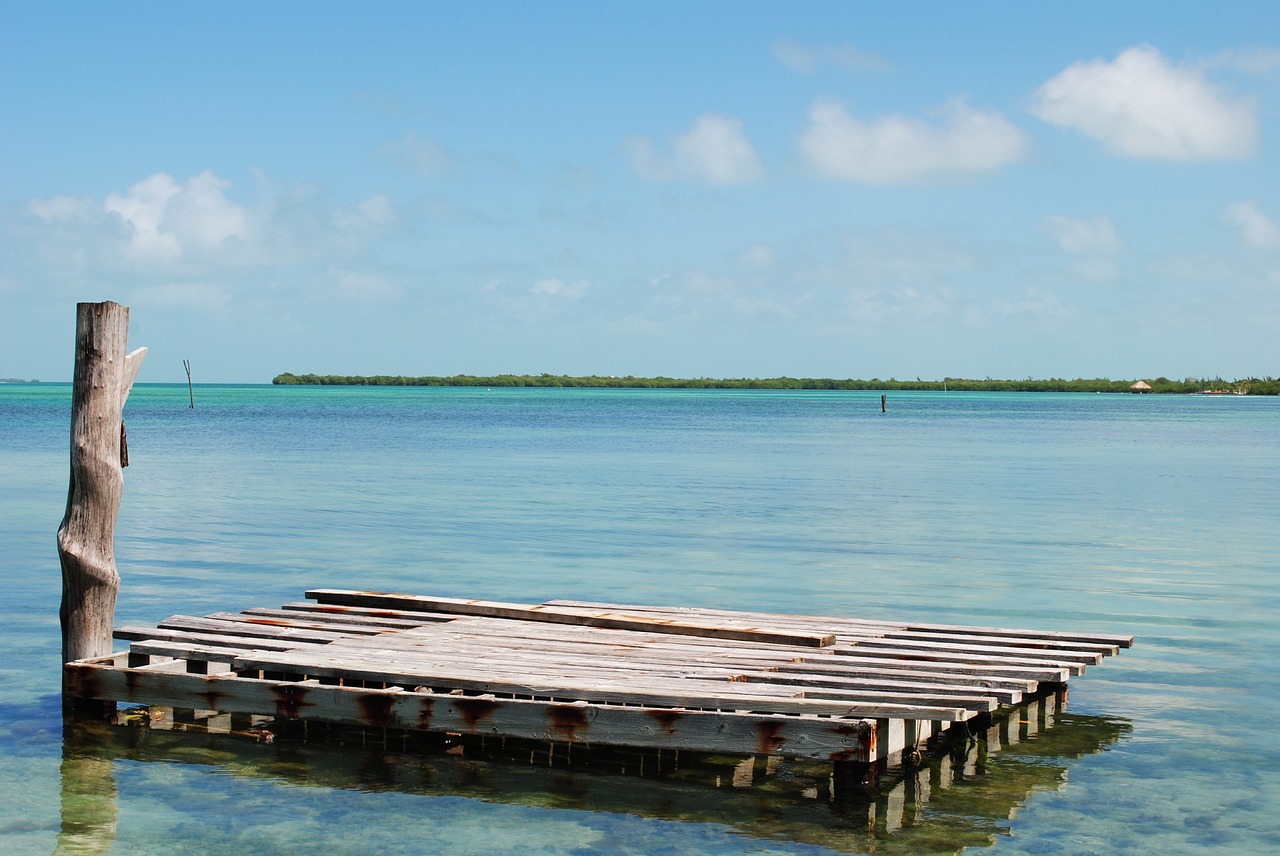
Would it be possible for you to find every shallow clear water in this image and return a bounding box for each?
[2,384,1278,853]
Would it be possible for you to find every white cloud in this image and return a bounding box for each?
[627,115,764,185]
[532,278,588,299]
[773,40,887,73]
[674,116,765,184]
[1030,45,1257,160]
[1044,215,1122,255]
[799,97,1030,184]
[104,171,249,262]
[376,132,459,176]
[1228,201,1280,249]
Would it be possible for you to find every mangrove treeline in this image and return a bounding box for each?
[272,373,1280,395]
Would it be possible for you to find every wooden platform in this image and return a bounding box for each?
[64,590,1132,766]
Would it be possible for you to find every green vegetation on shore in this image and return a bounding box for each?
[273,373,1280,395]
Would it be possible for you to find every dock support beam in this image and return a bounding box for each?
[57,301,145,710]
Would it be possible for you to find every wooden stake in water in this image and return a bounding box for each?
[58,301,146,672]
[183,359,194,409]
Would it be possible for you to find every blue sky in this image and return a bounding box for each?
[2,1,1277,383]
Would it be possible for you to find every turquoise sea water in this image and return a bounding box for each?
[2,384,1278,854]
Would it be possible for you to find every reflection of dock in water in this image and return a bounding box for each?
[60,688,1130,854]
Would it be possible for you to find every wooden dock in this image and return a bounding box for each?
[64,589,1131,770]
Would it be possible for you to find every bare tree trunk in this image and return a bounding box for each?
[57,302,146,672]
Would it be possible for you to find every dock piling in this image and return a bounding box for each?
[57,301,145,706]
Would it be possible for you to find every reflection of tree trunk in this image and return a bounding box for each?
[55,721,119,856]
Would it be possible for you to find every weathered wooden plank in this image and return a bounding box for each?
[392,620,835,661]
[328,635,1026,704]
[543,599,1134,649]
[768,660,1046,690]
[204,610,394,636]
[732,670,1019,706]
[346,622,818,659]
[157,615,363,645]
[63,663,877,760]
[879,629,1119,657]
[831,644,1086,677]
[843,636,1103,666]
[311,643,1009,711]
[306,590,836,648]
[272,604,454,628]
[544,600,905,632]
[128,640,274,665]
[333,632,823,673]
[113,625,320,652]
[280,603,460,624]
[228,648,975,721]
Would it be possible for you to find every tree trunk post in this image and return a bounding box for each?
[58,302,146,683]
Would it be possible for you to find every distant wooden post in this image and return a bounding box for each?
[57,302,146,678]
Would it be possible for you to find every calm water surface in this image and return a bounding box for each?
[1,384,1277,854]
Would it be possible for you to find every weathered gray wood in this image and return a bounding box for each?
[127,640,276,665]
[327,632,1029,704]
[832,644,1087,676]
[544,599,1134,649]
[113,625,319,651]
[71,589,1131,761]
[769,661,1042,692]
[396,614,835,656]
[262,605,446,629]
[307,589,836,647]
[204,611,391,636]
[880,629,1119,657]
[156,615,366,644]
[278,602,458,624]
[58,301,146,667]
[227,648,975,720]
[63,663,877,760]
[843,636,1103,666]
[730,670,1020,706]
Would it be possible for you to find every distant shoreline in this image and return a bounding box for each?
[272,373,1279,395]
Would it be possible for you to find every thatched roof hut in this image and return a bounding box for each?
[1130,380,1152,393]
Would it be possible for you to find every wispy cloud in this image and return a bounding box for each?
[330,267,401,300]
[1203,47,1280,76]
[1030,45,1258,160]
[532,277,588,299]
[799,97,1030,184]
[131,282,233,310]
[375,131,460,177]
[627,115,764,185]
[991,287,1071,320]
[1228,200,1280,249]
[1044,215,1122,255]
[773,40,887,73]
[7,170,406,311]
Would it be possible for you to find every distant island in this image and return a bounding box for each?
[0,377,39,384]
[273,373,1279,395]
